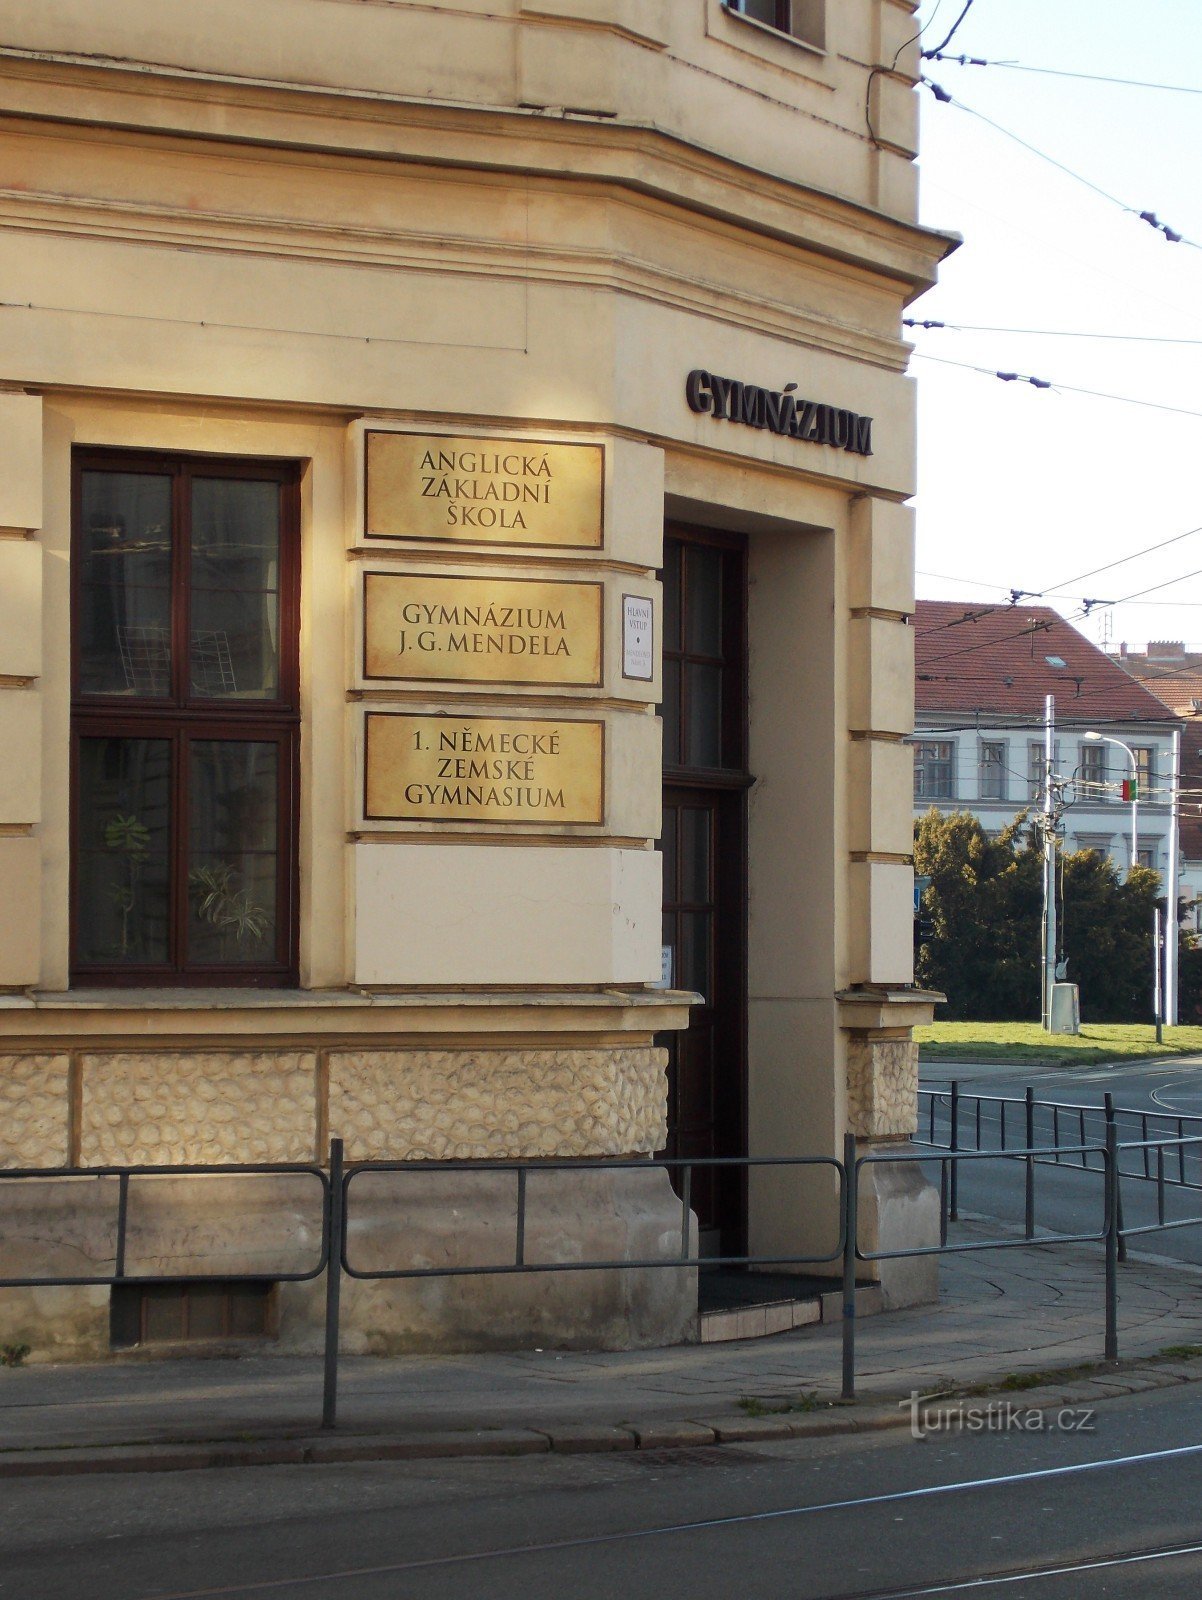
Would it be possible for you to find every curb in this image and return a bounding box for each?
[5,1361,1200,1477]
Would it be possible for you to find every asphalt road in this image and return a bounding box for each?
[7,1382,1202,1598]
[919,1057,1202,1266]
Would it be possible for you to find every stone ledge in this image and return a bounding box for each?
[0,987,699,1045]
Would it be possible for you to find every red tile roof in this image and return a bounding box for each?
[914,601,1175,723]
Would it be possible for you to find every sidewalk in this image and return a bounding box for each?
[5,1223,1202,1474]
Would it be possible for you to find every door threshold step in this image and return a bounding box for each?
[696,1285,884,1343]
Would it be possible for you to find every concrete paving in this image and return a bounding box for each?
[4,1220,1202,1472]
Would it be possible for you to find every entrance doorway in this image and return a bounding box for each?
[658,527,749,1255]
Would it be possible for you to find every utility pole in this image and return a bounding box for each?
[1166,726,1181,1026]
[1042,694,1057,1031]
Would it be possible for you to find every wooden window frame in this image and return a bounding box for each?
[660,524,750,788]
[70,448,301,988]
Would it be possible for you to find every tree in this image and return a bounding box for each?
[913,809,1182,1023]
[913,808,1041,1020]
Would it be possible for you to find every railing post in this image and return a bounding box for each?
[1104,1093,1127,1263]
[1025,1087,1036,1241]
[949,1080,960,1221]
[939,1154,949,1247]
[114,1170,130,1282]
[1105,1121,1118,1362]
[841,1133,857,1402]
[321,1137,345,1431]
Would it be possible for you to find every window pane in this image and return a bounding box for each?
[79,472,173,697]
[685,547,723,657]
[187,741,279,965]
[685,662,723,768]
[680,808,711,903]
[190,479,281,700]
[76,738,171,965]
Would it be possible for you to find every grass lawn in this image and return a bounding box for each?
[917,1021,1202,1067]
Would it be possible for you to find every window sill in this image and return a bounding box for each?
[720,3,825,61]
[0,987,698,1040]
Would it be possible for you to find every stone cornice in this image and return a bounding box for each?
[0,52,958,297]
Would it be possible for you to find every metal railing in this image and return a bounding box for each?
[3,1127,1201,1432]
[918,1082,1202,1256]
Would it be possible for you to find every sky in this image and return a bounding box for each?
[910,0,1202,653]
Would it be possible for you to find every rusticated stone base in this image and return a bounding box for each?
[0,1045,669,1170]
[80,1052,319,1166]
[846,1033,919,1139]
[328,1047,668,1161]
[0,1054,70,1167]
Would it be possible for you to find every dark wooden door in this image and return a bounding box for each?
[658,528,749,1255]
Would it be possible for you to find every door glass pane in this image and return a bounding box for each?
[187,741,279,965]
[660,657,681,765]
[685,662,722,768]
[679,911,711,1001]
[79,472,173,697]
[659,807,678,902]
[190,479,281,700]
[680,808,711,903]
[76,738,171,965]
[685,547,722,657]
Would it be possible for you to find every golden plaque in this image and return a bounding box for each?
[363,572,603,686]
[365,431,604,548]
[364,713,605,824]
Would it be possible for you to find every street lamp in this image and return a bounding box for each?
[1084,731,1138,878]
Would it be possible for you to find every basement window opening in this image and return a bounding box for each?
[110,1280,276,1348]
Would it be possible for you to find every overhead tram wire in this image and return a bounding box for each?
[917,566,1202,668]
[922,53,1202,98]
[865,0,972,147]
[909,524,1202,643]
[919,84,1199,249]
[913,352,1202,420]
[1043,523,1202,598]
[906,320,1202,348]
[917,567,1202,607]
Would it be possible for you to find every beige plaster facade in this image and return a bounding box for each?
[0,0,950,1358]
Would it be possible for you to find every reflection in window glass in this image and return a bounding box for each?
[79,473,173,697]
[76,738,172,965]
[187,741,278,965]
[686,663,723,768]
[685,547,723,657]
[190,480,281,699]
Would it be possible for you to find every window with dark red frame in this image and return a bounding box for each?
[71,451,300,986]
